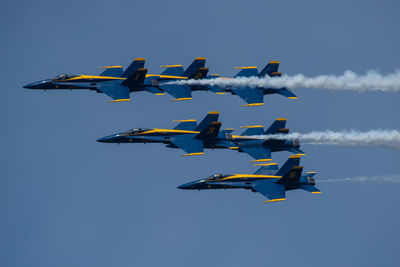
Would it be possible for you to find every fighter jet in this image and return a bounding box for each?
[139,57,209,101]
[215,61,297,106]
[178,155,321,203]
[23,57,208,102]
[97,112,304,161]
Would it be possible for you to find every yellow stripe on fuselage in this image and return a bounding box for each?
[133,128,200,135]
[218,174,282,181]
[65,75,125,81]
[147,75,188,79]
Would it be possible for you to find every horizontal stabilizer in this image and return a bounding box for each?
[276,88,297,99]
[195,112,219,131]
[218,128,235,138]
[144,86,165,95]
[287,148,305,154]
[301,185,321,194]
[305,172,317,178]
[121,58,145,78]
[196,121,221,140]
[207,85,225,93]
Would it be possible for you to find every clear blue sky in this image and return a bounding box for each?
[1,0,399,266]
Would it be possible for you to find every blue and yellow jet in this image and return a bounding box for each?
[214,61,297,106]
[23,57,208,102]
[178,155,321,203]
[97,112,304,160]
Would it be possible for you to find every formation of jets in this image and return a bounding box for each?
[24,57,297,106]
[97,112,304,161]
[24,57,320,203]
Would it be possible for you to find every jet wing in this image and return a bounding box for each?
[170,138,204,156]
[238,143,271,160]
[159,84,192,101]
[97,84,130,102]
[231,87,264,106]
[252,181,286,202]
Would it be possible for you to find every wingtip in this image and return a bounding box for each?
[264,198,286,203]
[169,98,192,101]
[181,152,204,156]
[241,103,264,107]
[107,99,131,103]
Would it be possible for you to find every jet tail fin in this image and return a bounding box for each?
[265,118,288,135]
[193,67,209,80]
[120,58,145,78]
[259,61,281,77]
[194,111,219,131]
[196,121,221,140]
[121,68,148,87]
[182,57,206,79]
[278,166,303,184]
[275,155,301,177]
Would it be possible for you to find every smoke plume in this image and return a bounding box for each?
[249,129,400,150]
[172,70,400,92]
[320,175,400,184]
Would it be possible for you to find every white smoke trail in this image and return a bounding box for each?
[172,70,400,92]
[320,175,400,184]
[248,129,400,150]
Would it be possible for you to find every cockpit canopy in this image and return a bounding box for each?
[205,173,226,180]
[51,74,78,81]
[124,128,149,134]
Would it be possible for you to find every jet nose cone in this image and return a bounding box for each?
[177,181,195,190]
[97,137,109,143]
[24,82,38,89]
[24,80,47,89]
